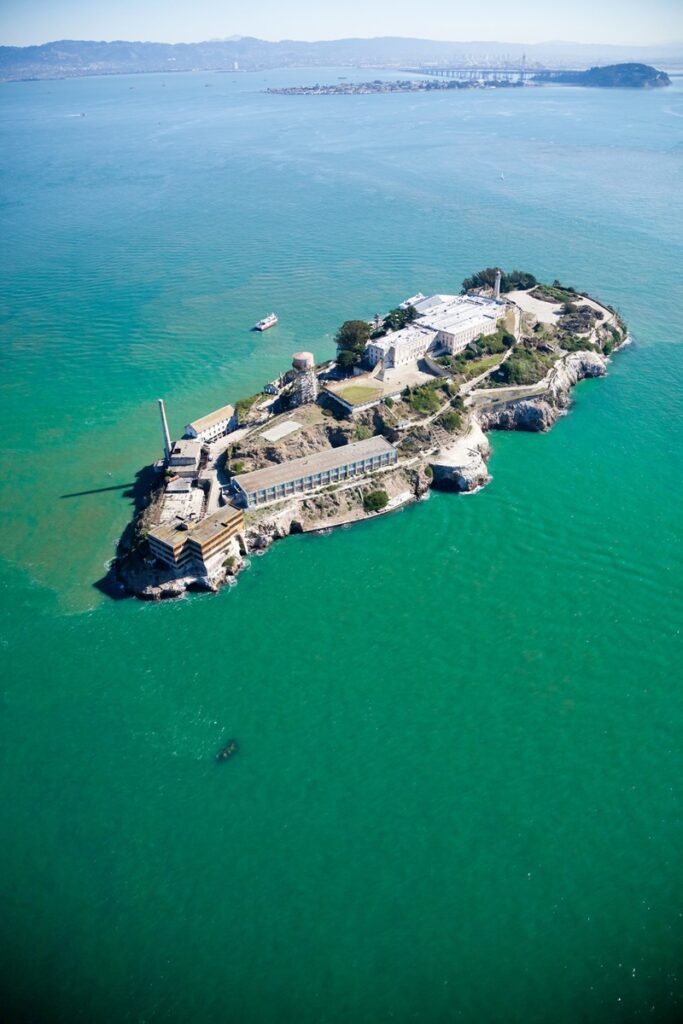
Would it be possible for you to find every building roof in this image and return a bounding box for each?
[233,435,396,494]
[149,504,242,549]
[187,404,235,433]
[187,505,243,547]
[169,439,202,461]
[415,294,502,335]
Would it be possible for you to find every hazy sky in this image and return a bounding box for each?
[1,0,681,48]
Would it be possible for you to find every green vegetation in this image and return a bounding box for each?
[336,383,384,407]
[382,305,418,332]
[235,393,261,422]
[222,556,236,570]
[437,328,514,379]
[437,410,463,433]
[531,281,578,304]
[461,268,537,294]
[462,353,505,379]
[354,423,374,441]
[558,335,596,353]
[534,63,671,89]
[384,396,394,409]
[335,319,371,369]
[231,460,245,474]
[403,381,445,415]
[363,490,389,513]
[490,347,555,387]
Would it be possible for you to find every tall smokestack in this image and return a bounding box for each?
[158,399,172,461]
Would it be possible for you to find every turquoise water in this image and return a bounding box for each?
[1,69,682,1022]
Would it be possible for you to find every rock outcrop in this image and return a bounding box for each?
[430,420,492,492]
[478,350,607,433]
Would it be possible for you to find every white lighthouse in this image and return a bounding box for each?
[494,269,502,301]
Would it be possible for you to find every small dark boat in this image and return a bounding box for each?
[216,739,238,762]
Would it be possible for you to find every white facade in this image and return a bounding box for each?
[366,326,437,369]
[365,293,503,369]
[184,404,236,443]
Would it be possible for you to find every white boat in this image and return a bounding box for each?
[253,313,278,331]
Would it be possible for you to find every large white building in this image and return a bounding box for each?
[184,404,236,443]
[365,293,503,370]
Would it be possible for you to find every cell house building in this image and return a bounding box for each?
[231,436,398,508]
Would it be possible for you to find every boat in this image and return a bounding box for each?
[216,739,238,762]
[253,313,278,331]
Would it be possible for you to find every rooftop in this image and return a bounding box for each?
[169,439,202,461]
[415,293,502,334]
[233,435,396,494]
[187,403,235,433]
[149,504,242,548]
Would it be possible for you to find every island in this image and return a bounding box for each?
[533,63,671,88]
[109,269,628,601]
[266,63,670,96]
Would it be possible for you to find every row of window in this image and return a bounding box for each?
[247,453,396,505]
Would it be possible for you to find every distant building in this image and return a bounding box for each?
[148,505,244,573]
[184,404,236,443]
[365,293,502,370]
[232,436,398,508]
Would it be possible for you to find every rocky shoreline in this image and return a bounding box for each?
[110,281,627,602]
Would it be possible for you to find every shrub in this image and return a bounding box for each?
[384,396,394,408]
[363,490,389,513]
[354,424,373,441]
[231,460,245,474]
[437,410,463,433]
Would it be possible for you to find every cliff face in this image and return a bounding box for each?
[430,421,492,492]
[478,351,607,433]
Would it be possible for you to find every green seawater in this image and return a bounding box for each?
[1,69,682,1023]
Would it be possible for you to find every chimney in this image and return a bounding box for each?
[158,399,172,461]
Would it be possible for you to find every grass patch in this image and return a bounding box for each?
[336,385,384,406]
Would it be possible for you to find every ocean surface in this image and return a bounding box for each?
[1,68,682,1023]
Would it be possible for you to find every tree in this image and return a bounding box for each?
[335,320,371,353]
[363,490,389,513]
[336,348,360,372]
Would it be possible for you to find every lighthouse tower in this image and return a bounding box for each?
[494,269,502,301]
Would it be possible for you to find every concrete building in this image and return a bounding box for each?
[148,505,244,573]
[232,436,398,508]
[184,404,236,443]
[366,325,438,370]
[365,293,503,370]
[167,439,203,478]
[413,293,501,354]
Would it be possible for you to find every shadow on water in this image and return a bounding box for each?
[60,483,133,498]
[92,464,161,601]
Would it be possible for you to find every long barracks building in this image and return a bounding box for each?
[232,436,398,508]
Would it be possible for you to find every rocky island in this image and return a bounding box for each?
[110,269,627,601]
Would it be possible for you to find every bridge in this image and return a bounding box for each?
[401,66,581,83]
